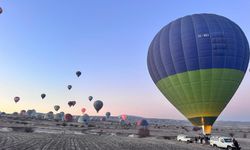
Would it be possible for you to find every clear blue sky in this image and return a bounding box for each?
[0,1,250,121]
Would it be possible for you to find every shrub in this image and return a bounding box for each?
[88,124,95,127]
[24,127,34,133]
[62,122,67,126]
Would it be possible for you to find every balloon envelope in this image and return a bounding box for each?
[64,113,73,122]
[76,71,81,77]
[68,101,76,107]
[81,108,86,114]
[93,100,103,113]
[121,114,127,120]
[14,97,20,103]
[88,96,93,101]
[54,105,60,111]
[20,110,26,116]
[67,85,72,90]
[78,114,90,124]
[41,93,46,99]
[147,13,249,135]
[137,119,149,127]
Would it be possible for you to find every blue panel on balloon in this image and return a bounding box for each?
[147,14,250,83]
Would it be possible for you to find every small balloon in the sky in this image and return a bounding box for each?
[88,96,93,101]
[14,97,20,103]
[81,107,86,114]
[68,101,76,107]
[0,7,3,14]
[76,71,81,77]
[67,85,72,90]
[54,105,60,111]
[93,100,103,113]
[41,93,46,99]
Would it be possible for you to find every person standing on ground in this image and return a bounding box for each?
[233,138,240,150]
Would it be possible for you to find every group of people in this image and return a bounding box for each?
[194,136,209,144]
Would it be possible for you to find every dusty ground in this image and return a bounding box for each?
[0,132,216,150]
[0,115,249,150]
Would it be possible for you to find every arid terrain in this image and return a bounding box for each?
[0,115,249,150]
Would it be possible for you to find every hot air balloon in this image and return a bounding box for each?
[81,108,86,114]
[76,71,81,77]
[13,112,18,116]
[120,114,127,120]
[147,13,249,135]
[105,112,111,118]
[137,119,149,127]
[54,113,63,121]
[93,100,103,113]
[41,93,46,99]
[88,96,93,101]
[14,97,20,103]
[67,85,72,90]
[60,111,65,116]
[78,114,90,124]
[68,101,76,107]
[54,105,60,111]
[20,110,26,116]
[64,113,73,122]
[26,109,36,118]
[0,7,2,14]
[44,111,54,120]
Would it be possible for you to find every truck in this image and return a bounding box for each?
[210,136,240,150]
[177,134,192,143]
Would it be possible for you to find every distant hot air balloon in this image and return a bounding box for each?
[54,105,60,111]
[60,111,64,116]
[93,100,103,113]
[78,114,90,124]
[0,7,2,14]
[64,113,73,122]
[14,97,20,103]
[67,85,72,90]
[137,119,149,127]
[81,108,86,114]
[147,13,249,135]
[105,112,111,118]
[20,110,26,116]
[68,101,76,107]
[44,111,54,120]
[26,109,36,117]
[121,114,127,120]
[41,93,46,99]
[88,96,93,101]
[54,113,63,121]
[13,112,18,116]
[76,71,81,77]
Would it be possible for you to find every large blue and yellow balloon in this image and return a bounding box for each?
[147,14,249,135]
